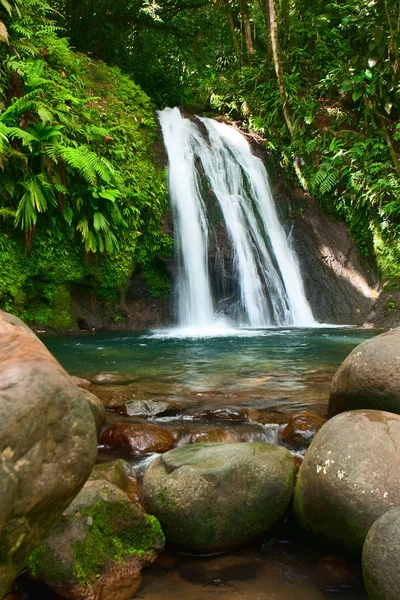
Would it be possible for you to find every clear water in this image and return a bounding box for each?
[39,327,377,600]
[43,327,377,415]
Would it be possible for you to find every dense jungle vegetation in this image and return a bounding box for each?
[1,0,400,326]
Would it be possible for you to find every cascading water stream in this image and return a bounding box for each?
[158,107,316,329]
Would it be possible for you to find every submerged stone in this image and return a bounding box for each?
[142,442,296,553]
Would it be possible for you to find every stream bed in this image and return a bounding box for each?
[40,327,378,600]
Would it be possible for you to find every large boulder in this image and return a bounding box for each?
[28,480,165,600]
[142,442,296,554]
[329,328,400,417]
[294,410,400,550]
[0,311,98,597]
[362,507,400,600]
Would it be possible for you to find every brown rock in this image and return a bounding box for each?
[80,388,107,434]
[189,408,248,421]
[71,375,92,390]
[187,428,240,444]
[90,372,136,385]
[280,411,326,452]
[100,423,175,455]
[253,411,289,426]
[0,311,97,597]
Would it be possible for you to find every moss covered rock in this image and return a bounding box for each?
[142,442,296,554]
[29,479,165,600]
[294,410,400,550]
[90,459,140,504]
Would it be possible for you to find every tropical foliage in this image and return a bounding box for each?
[0,0,172,326]
[2,0,400,327]
[49,0,400,285]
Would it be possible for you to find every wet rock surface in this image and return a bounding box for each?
[0,311,98,598]
[89,459,140,504]
[295,409,400,550]
[362,507,400,600]
[110,399,183,418]
[90,372,138,386]
[142,442,296,553]
[100,422,176,455]
[329,327,400,416]
[280,410,326,452]
[28,480,165,600]
[280,187,379,325]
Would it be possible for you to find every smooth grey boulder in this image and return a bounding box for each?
[294,410,400,550]
[0,311,98,597]
[329,328,400,417]
[142,442,296,554]
[362,507,400,600]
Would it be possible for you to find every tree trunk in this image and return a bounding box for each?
[257,0,272,56]
[281,0,291,47]
[266,0,294,136]
[239,0,254,59]
[221,0,241,58]
[379,115,400,177]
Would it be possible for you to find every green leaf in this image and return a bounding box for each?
[93,211,109,232]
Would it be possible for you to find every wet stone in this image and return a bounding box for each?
[90,372,137,385]
[280,410,326,452]
[71,375,92,390]
[113,399,183,418]
[188,407,248,421]
[100,422,176,455]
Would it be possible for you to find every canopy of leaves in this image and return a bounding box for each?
[49,0,400,286]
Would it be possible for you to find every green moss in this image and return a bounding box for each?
[29,543,73,584]
[71,500,164,585]
[385,300,397,313]
[28,498,164,588]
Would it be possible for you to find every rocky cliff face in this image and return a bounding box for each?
[277,187,380,326]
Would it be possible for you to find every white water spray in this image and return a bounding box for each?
[158,107,315,329]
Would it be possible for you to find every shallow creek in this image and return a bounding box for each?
[39,327,378,600]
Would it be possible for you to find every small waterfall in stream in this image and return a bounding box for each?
[158,107,316,330]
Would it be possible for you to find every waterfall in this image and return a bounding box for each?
[158,107,315,329]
